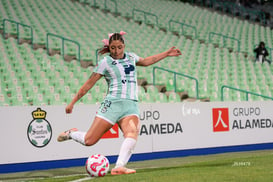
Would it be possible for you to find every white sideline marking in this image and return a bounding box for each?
[69,176,94,182]
[4,174,88,182]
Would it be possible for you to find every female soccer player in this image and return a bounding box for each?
[57,31,182,175]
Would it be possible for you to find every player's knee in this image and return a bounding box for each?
[124,126,139,139]
[120,117,140,139]
[84,138,98,146]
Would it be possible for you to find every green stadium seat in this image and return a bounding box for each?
[166,79,175,92]
[146,85,159,94]
[156,93,168,103]
[141,92,156,103]
[138,86,146,95]
[1,0,273,105]
[168,92,181,103]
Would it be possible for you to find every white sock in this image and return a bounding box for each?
[70,131,86,145]
[115,138,137,168]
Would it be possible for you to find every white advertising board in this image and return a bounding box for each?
[0,101,272,173]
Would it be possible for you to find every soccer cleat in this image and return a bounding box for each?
[57,128,78,142]
[111,167,136,175]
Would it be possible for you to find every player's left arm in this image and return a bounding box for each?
[76,73,102,99]
[66,73,102,113]
[136,47,182,67]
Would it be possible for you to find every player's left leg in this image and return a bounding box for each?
[111,115,139,175]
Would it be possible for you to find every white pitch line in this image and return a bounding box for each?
[3,174,88,182]
[69,176,95,182]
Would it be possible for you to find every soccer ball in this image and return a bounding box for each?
[85,154,110,177]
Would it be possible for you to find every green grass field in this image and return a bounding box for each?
[1,149,273,182]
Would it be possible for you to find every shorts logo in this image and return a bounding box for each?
[212,108,229,132]
[101,124,119,138]
[27,108,52,147]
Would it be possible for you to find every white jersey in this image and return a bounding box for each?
[93,52,140,101]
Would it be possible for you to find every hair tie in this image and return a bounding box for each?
[102,39,109,46]
[102,31,127,46]
[119,31,127,36]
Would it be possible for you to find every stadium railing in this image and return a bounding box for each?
[168,19,197,39]
[208,32,240,52]
[72,0,271,56]
[132,9,158,27]
[153,66,199,99]
[220,85,273,101]
[46,33,81,61]
[2,19,33,47]
[104,0,118,15]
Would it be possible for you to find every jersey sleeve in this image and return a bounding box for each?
[93,57,107,75]
[128,52,140,63]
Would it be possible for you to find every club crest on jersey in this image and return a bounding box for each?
[123,64,135,74]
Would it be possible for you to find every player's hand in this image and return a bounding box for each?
[65,103,74,114]
[167,47,182,57]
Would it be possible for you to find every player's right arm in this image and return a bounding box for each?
[66,72,103,113]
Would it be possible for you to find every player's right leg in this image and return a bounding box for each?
[57,116,113,146]
[111,115,139,175]
[84,116,113,146]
